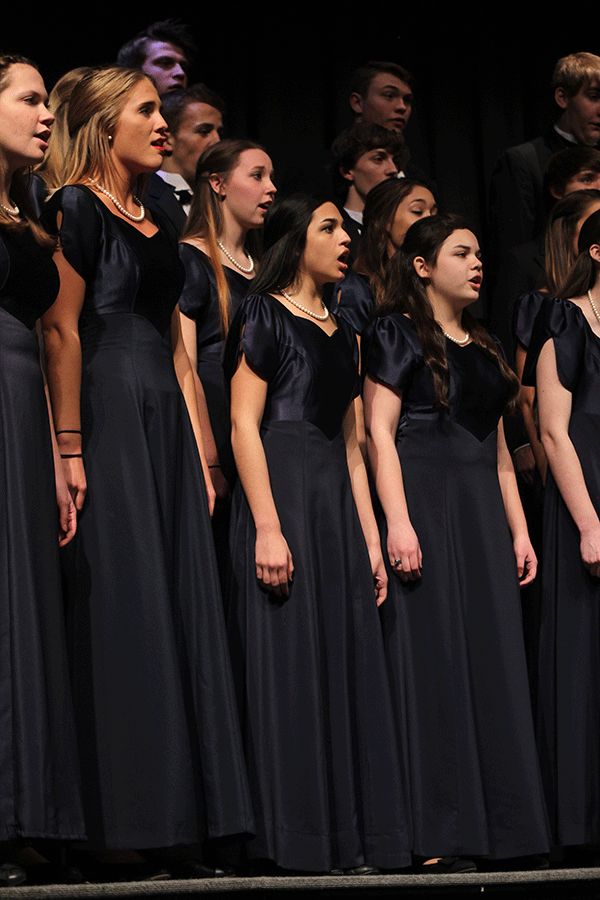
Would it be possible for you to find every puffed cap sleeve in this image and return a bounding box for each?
[223,293,282,384]
[334,272,375,335]
[523,298,586,392]
[178,243,212,320]
[513,290,551,351]
[361,313,421,391]
[42,185,101,281]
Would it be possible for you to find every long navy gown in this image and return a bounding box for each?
[362,313,550,861]
[0,225,84,842]
[43,185,254,850]
[525,299,600,846]
[223,293,410,873]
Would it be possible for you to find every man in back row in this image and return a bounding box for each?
[116,19,196,95]
[488,51,600,283]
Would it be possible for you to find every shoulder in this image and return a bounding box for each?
[514,290,554,349]
[524,297,587,389]
[223,293,283,383]
[364,312,421,352]
[178,243,215,317]
[362,313,422,389]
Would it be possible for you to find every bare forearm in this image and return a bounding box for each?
[367,427,412,531]
[43,326,83,452]
[231,419,280,532]
[543,431,600,534]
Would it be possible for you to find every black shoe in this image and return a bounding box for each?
[0,863,27,887]
[343,865,380,875]
[23,864,84,885]
[168,859,234,879]
[418,857,477,874]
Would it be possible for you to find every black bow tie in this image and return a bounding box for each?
[174,188,192,205]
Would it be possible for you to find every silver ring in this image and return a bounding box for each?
[393,559,401,568]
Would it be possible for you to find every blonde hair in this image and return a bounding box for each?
[59,65,152,193]
[552,52,600,96]
[182,139,265,337]
[35,66,93,190]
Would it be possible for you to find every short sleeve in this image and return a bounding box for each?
[334,272,375,335]
[513,290,550,351]
[523,298,586,392]
[178,243,212,321]
[42,186,101,281]
[361,314,421,392]
[223,293,282,384]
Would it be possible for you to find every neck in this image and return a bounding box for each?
[92,164,137,205]
[344,185,365,213]
[219,209,249,254]
[160,157,192,187]
[0,163,17,210]
[286,272,324,307]
[428,290,465,333]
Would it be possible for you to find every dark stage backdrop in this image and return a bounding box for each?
[3,9,594,318]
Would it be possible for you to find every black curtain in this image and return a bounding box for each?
[5,9,591,317]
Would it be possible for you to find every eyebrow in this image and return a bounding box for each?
[453,244,480,253]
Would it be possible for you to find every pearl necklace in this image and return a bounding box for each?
[281,290,329,321]
[0,200,20,217]
[217,240,254,273]
[89,180,145,222]
[443,330,470,345]
[588,290,600,325]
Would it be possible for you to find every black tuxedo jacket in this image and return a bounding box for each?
[146,173,187,237]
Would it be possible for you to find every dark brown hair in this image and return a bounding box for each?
[354,178,434,305]
[379,214,520,414]
[557,206,600,299]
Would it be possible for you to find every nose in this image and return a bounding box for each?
[172,63,186,84]
[156,113,168,134]
[386,161,399,177]
[41,104,54,128]
[340,228,350,247]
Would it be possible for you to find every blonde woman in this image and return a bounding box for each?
[42,66,252,873]
[0,53,84,887]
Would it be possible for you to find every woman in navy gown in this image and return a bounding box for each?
[526,208,600,853]
[42,66,253,873]
[362,214,550,871]
[0,53,84,886]
[224,194,410,874]
[179,139,275,490]
[179,141,275,583]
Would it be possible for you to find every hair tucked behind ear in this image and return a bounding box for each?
[183,139,265,338]
[379,214,520,414]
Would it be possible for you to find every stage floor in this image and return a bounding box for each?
[4,868,600,900]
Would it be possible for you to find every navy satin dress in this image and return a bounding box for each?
[43,186,254,849]
[329,271,375,337]
[362,314,550,860]
[525,299,600,845]
[223,293,410,873]
[0,226,85,842]
[178,244,252,485]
